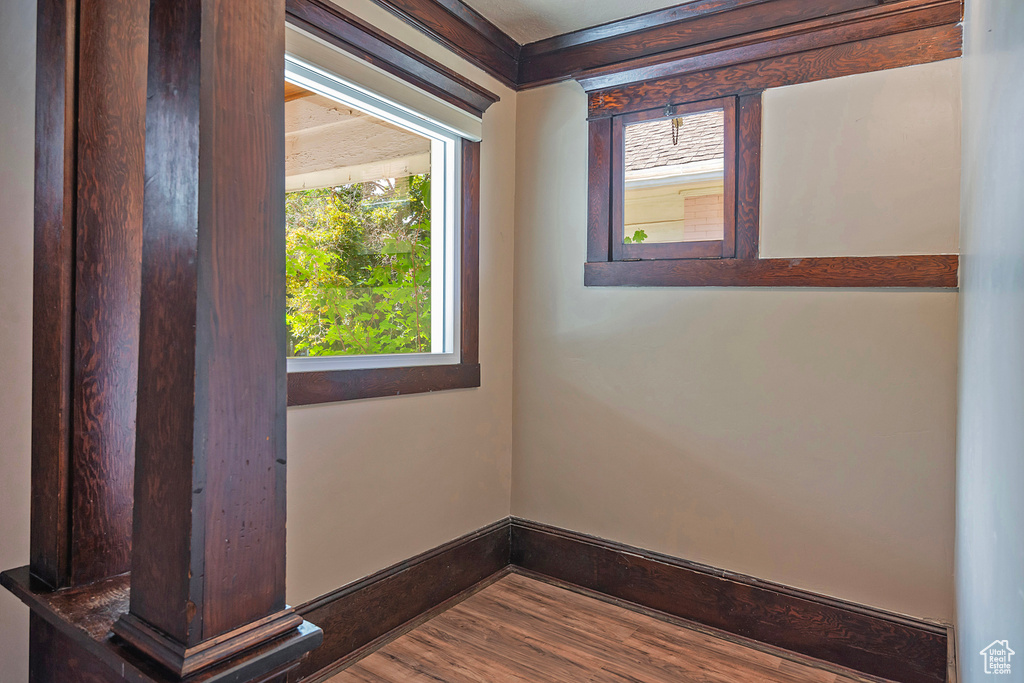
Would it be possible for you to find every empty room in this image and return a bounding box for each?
[0,0,1021,682]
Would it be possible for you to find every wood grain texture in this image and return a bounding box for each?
[735,92,762,259]
[196,0,288,642]
[575,0,962,92]
[294,519,510,680]
[30,0,148,590]
[511,519,948,683]
[612,98,737,262]
[329,572,870,683]
[584,254,959,288]
[588,24,963,118]
[587,118,613,263]
[288,364,481,405]
[69,0,148,591]
[128,0,202,643]
[30,613,120,683]
[523,0,886,87]
[3,567,321,683]
[30,0,76,592]
[367,0,519,88]
[285,0,499,116]
[117,0,314,675]
[348,0,961,92]
[459,141,481,366]
[287,141,482,406]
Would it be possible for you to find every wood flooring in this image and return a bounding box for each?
[327,571,876,683]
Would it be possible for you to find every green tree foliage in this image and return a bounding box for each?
[285,174,432,357]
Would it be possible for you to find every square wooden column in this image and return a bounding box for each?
[110,0,319,677]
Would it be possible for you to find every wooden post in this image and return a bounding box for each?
[108,0,319,678]
[30,0,147,591]
[4,0,322,677]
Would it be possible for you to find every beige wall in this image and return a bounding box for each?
[0,0,35,678]
[285,0,516,606]
[511,66,960,621]
[760,60,961,258]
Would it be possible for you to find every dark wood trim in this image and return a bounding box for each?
[110,0,321,678]
[590,92,755,278]
[2,567,323,683]
[317,0,962,92]
[68,0,148,590]
[735,92,761,260]
[585,255,960,288]
[586,118,613,264]
[13,512,944,682]
[576,0,963,93]
[459,140,481,366]
[287,141,482,406]
[285,0,499,117]
[288,363,481,405]
[611,97,736,262]
[523,0,962,89]
[583,35,959,289]
[367,0,519,89]
[588,23,963,118]
[509,518,949,683]
[30,0,77,592]
[30,0,147,591]
[293,519,511,680]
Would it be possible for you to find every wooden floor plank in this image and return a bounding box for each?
[328,573,874,683]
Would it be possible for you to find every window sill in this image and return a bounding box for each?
[287,363,481,405]
[583,255,960,288]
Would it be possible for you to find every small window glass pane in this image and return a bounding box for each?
[285,83,435,358]
[623,109,725,245]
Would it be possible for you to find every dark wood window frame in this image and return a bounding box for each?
[285,0,496,405]
[582,25,960,289]
[609,95,740,263]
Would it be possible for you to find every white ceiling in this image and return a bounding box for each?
[463,0,694,45]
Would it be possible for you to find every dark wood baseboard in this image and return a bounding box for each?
[286,516,949,682]
[510,518,948,683]
[292,518,510,680]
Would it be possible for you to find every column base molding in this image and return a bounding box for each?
[112,609,305,678]
[0,566,322,683]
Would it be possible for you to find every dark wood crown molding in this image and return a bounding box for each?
[585,22,962,118]
[286,0,499,117]
[368,0,520,89]
[366,0,962,93]
[576,0,962,93]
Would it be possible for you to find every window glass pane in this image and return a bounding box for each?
[623,109,725,245]
[285,82,435,358]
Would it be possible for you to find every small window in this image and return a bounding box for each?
[284,57,461,373]
[613,97,736,260]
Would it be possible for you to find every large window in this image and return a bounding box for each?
[284,56,461,372]
[281,13,496,406]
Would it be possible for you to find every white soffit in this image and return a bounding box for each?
[285,24,483,141]
[463,0,698,45]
